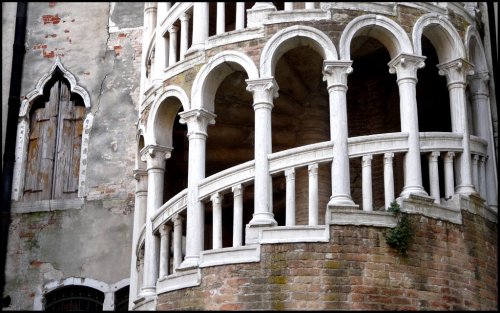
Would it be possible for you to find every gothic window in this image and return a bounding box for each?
[23,72,85,201]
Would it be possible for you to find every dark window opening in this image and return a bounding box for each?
[113,286,129,311]
[44,286,104,311]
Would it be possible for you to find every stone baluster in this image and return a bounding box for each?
[179,13,191,61]
[428,151,441,204]
[285,168,296,226]
[236,2,245,30]
[216,2,225,35]
[305,2,315,9]
[388,53,428,198]
[308,164,319,225]
[284,2,293,10]
[246,78,279,226]
[443,152,455,199]
[159,224,172,278]
[362,155,373,211]
[173,214,184,272]
[471,154,479,192]
[383,153,395,210]
[140,145,171,297]
[468,72,497,210]
[478,156,487,199]
[168,25,178,66]
[323,61,358,209]
[144,2,157,38]
[179,109,216,269]
[232,184,244,247]
[438,58,475,195]
[211,193,223,249]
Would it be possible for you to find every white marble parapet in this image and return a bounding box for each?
[199,245,260,268]
[327,209,397,227]
[156,269,201,294]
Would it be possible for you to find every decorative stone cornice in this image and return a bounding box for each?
[322,60,353,89]
[245,77,279,110]
[388,53,426,82]
[437,58,474,85]
[179,108,216,138]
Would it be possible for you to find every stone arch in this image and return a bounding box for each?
[412,13,466,62]
[12,57,92,200]
[191,50,259,112]
[136,125,147,170]
[146,85,190,147]
[465,26,488,73]
[339,14,413,60]
[260,25,338,78]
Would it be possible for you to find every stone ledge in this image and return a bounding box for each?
[199,245,260,268]
[327,209,397,227]
[132,295,156,311]
[400,194,463,224]
[259,225,330,244]
[445,194,497,223]
[156,269,201,294]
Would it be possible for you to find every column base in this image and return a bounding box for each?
[327,195,357,208]
[186,43,204,55]
[139,286,156,298]
[455,184,476,195]
[399,185,428,198]
[177,256,199,271]
[248,212,277,226]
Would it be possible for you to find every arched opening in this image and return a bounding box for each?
[24,69,85,201]
[113,285,129,311]
[163,111,188,201]
[272,45,330,225]
[44,285,104,311]
[347,36,402,210]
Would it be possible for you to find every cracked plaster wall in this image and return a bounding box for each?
[3,2,143,310]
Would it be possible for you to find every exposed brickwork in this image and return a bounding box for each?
[157,212,497,310]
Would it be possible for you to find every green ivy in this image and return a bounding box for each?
[384,201,414,256]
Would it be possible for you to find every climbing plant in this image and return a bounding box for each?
[384,201,414,256]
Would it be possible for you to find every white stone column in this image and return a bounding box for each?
[172,214,184,272]
[232,184,243,247]
[129,169,147,307]
[168,25,178,66]
[323,61,357,208]
[468,72,497,209]
[179,109,216,269]
[284,2,293,10]
[179,13,191,61]
[211,193,223,249]
[388,53,428,198]
[141,145,171,297]
[153,3,167,82]
[428,151,441,204]
[308,164,319,225]
[246,78,279,226]
[216,2,225,34]
[236,2,245,30]
[305,2,315,9]
[362,155,373,211]
[443,152,455,199]
[137,249,144,297]
[285,168,296,226]
[188,2,209,53]
[437,58,475,195]
[159,224,172,278]
[471,154,479,191]
[478,156,487,199]
[145,2,158,38]
[383,153,395,210]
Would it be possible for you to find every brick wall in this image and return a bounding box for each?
[157,211,497,310]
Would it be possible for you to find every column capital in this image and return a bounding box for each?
[285,168,295,179]
[210,192,222,204]
[443,151,455,160]
[140,144,172,169]
[179,108,216,138]
[173,213,184,225]
[428,151,440,161]
[472,154,480,162]
[246,77,279,109]
[468,72,490,96]
[159,223,172,236]
[362,154,373,167]
[383,152,394,161]
[168,25,179,34]
[232,184,243,196]
[133,169,148,180]
[437,58,474,85]
[388,53,426,82]
[180,12,191,21]
[308,163,318,173]
[322,60,353,89]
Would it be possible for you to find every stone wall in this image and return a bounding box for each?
[157,210,497,310]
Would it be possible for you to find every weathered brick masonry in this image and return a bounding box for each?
[157,211,497,310]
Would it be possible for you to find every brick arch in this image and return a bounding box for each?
[146,85,189,148]
[191,50,259,113]
[412,13,466,62]
[260,25,338,78]
[340,14,413,60]
[12,57,93,201]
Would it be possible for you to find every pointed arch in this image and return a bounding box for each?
[412,13,466,62]
[191,50,259,112]
[12,57,92,201]
[146,85,190,147]
[260,25,338,78]
[339,14,413,60]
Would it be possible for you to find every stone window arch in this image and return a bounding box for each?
[12,57,92,204]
